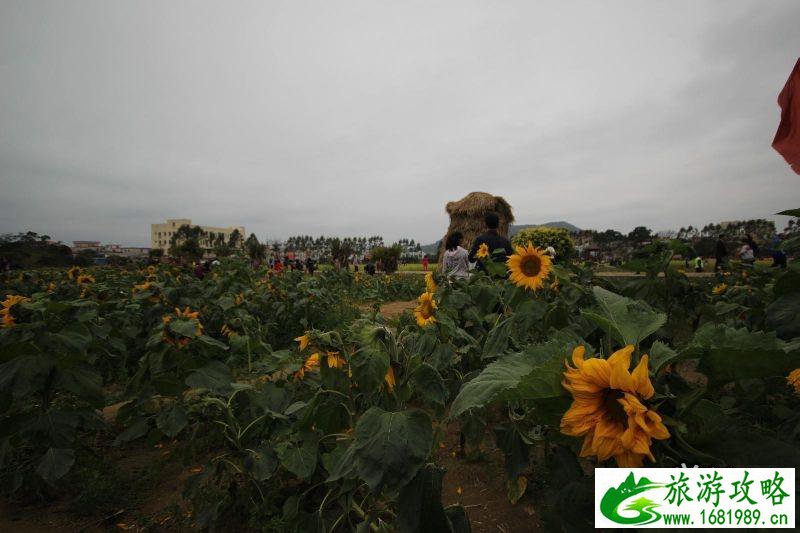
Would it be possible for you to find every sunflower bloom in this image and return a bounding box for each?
[787,369,800,394]
[384,366,396,393]
[67,266,79,280]
[560,345,670,467]
[425,271,437,293]
[221,324,237,338]
[295,352,321,380]
[712,283,727,295]
[326,351,346,369]
[1,294,29,328]
[507,244,552,291]
[414,292,437,327]
[476,243,490,259]
[295,333,310,351]
[76,274,95,285]
[162,307,203,348]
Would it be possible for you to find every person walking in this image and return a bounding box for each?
[421,255,429,271]
[714,237,727,272]
[468,211,514,271]
[442,232,470,279]
[693,255,704,273]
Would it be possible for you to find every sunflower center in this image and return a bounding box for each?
[602,389,627,424]
[520,255,542,277]
[420,301,433,317]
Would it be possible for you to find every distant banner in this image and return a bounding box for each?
[595,468,795,529]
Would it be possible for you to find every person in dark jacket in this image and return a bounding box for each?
[714,237,727,272]
[468,212,514,271]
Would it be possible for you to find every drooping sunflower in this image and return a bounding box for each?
[787,369,800,394]
[507,244,552,291]
[295,333,310,351]
[295,352,321,380]
[425,271,437,293]
[476,243,490,259]
[384,366,396,393]
[560,345,670,467]
[1,294,29,328]
[413,292,437,327]
[326,351,346,369]
[162,307,203,349]
[712,283,728,295]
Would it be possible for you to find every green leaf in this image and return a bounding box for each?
[765,293,800,340]
[354,407,433,493]
[325,441,357,482]
[351,323,391,392]
[36,448,75,484]
[113,418,150,445]
[277,439,317,479]
[411,363,448,407]
[55,364,103,406]
[196,335,229,349]
[395,465,452,533]
[685,325,800,385]
[482,316,513,359]
[54,323,92,352]
[648,341,679,374]
[246,445,277,481]
[168,318,200,338]
[0,354,55,400]
[185,361,234,393]
[156,404,188,437]
[582,286,666,348]
[449,338,572,419]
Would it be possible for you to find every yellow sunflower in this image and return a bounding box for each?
[295,352,321,380]
[413,292,437,327]
[295,333,310,351]
[712,283,727,295]
[384,366,396,393]
[507,244,552,291]
[560,345,670,467]
[76,274,95,285]
[425,271,437,293]
[67,266,80,280]
[162,307,203,349]
[476,243,490,259]
[787,369,800,394]
[1,294,29,328]
[221,324,238,338]
[326,351,346,369]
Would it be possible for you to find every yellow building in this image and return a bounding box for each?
[151,219,245,255]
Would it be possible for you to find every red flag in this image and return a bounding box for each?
[773,58,800,175]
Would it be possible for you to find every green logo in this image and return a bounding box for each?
[600,472,664,525]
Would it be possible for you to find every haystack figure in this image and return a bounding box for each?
[438,191,515,269]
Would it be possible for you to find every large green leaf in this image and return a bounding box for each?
[185,361,234,393]
[354,407,433,493]
[581,286,666,347]
[156,404,188,437]
[449,338,573,419]
[482,316,512,359]
[684,325,800,385]
[55,364,103,406]
[36,447,75,484]
[765,293,800,340]
[0,355,54,400]
[277,439,317,479]
[351,323,391,392]
[647,340,679,374]
[410,363,448,407]
[396,465,453,533]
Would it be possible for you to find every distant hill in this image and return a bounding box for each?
[420,221,581,256]
[509,221,581,235]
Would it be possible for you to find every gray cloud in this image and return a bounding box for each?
[1,0,799,246]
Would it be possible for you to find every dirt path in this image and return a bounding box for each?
[358,299,417,319]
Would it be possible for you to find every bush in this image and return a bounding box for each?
[511,227,575,260]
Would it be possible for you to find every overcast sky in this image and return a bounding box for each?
[1,1,799,246]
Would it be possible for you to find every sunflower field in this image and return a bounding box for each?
[1,242,799,531]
